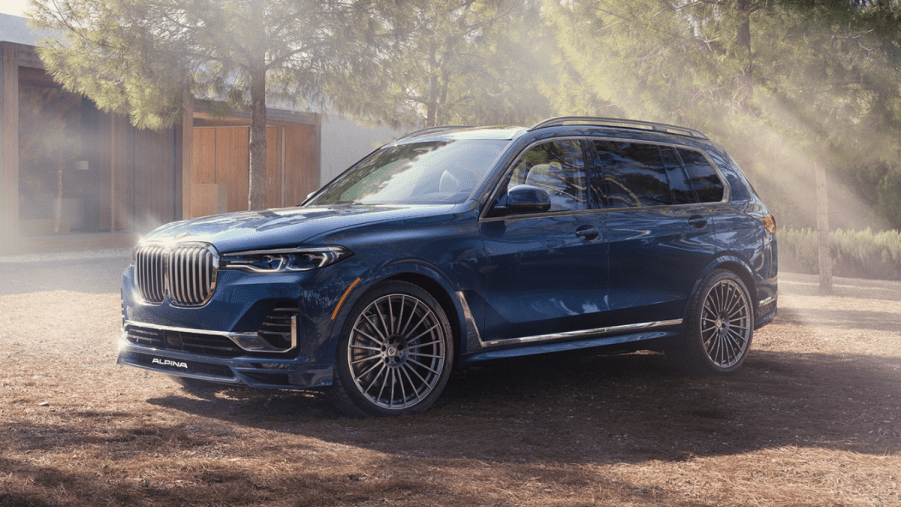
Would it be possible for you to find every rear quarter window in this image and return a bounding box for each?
[678,148,725,203]
[659,146,696,205]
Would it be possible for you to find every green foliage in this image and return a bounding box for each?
[541,0,901,230]
[334,0,555,128]
[779,228,901,280]
[28,0,392,209]
[28,0,389,129]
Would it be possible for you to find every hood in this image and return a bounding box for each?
[141,204,457,253]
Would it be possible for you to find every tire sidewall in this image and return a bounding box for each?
[683,269,754,375]
[333,280,454,416]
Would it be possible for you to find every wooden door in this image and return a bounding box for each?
[191,126,284,217]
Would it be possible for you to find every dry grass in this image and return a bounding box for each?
[1,273,899,506]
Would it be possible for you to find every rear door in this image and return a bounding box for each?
[591,140,719,326]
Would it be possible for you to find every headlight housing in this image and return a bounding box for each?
[219,246,352,274]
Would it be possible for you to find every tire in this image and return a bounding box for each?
[667,269,754,375]
[327,281,454,417]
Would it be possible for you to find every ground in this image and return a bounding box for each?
[0,263,899,506]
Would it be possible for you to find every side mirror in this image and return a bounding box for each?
[491,185,551,216]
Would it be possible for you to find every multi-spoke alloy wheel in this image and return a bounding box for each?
[667,270,754,375]
[329,281,453,416]
[700,278,752,368]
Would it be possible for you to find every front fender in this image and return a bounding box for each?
[324,261,475,365]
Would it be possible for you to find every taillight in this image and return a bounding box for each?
[763,214,777,235]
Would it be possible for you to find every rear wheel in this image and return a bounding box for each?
[668,270,754,375]
[328,281,454,417]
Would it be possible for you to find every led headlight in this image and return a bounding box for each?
[219,246,352,274]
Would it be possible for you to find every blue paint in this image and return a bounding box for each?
[118,120,778,401]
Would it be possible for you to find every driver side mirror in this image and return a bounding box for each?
[490,184,552,217]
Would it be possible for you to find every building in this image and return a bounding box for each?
[0,13,399,255]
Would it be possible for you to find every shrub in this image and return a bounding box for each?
[778,228,901,280]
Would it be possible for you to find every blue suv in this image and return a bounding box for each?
[118,117,778,416]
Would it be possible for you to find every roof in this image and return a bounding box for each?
[397,126,526,142]
[0,13,39,46]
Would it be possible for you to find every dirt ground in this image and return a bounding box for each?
[1,271,899,506]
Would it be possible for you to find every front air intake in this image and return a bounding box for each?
[134,243,218,307]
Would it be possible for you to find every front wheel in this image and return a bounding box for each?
[327,281,454,417]
[667,270,754,375]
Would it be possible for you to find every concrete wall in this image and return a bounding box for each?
[319,114,404,187]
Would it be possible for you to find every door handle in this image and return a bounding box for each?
[575,225,600,240]
[688,215,708,229]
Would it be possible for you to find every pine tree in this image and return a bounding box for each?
[336,0,555,128]
[28,0,390,210]
[542,0,901,230]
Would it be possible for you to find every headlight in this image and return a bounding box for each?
[219,246,353,274]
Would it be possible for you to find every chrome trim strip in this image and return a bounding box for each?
[477,136,730,222]
[479,318,683,348]
[290,313,297,350]
[123,319,296,354]
[758,295,777,307]
[455,291,484,353]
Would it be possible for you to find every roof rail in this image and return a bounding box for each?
[397,125,474,140]
[528,116,708,140]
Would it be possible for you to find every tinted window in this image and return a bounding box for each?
[678,149,724,203]
[506,140,587,212]
[660,146,696,204]
[593,141,671,208]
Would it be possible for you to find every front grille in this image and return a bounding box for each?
[168,245,216,306]
[124,324,244,358]
[135,244,168,303]
[134,243,218,307]
[125,325,165,348]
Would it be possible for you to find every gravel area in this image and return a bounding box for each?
[1,263,899,506]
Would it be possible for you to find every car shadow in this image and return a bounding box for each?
[143,347,900,465]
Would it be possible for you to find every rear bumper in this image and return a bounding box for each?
[754,293,778,329]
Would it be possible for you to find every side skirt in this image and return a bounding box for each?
[456,291,683,361]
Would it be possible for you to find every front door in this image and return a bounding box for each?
[480,139,608,341]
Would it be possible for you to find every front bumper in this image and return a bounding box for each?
[116,326,334,389]
[118,263,361,389]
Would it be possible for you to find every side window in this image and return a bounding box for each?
[593,141,671,208]
[506,140,587,212]
[660,146,697,205]
[678,148,725,203]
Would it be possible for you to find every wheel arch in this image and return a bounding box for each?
[687,255,759,320]
[328,263,466,368]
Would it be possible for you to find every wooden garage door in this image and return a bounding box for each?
[191,126,284,216]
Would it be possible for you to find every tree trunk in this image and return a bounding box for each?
[816,161,832,295]
[736,0,753,94]
[248,64,267,211]
[426,41,439,127]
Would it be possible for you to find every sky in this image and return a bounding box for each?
[0,0,29,17]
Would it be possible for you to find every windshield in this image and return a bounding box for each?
[307,139,509,205]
